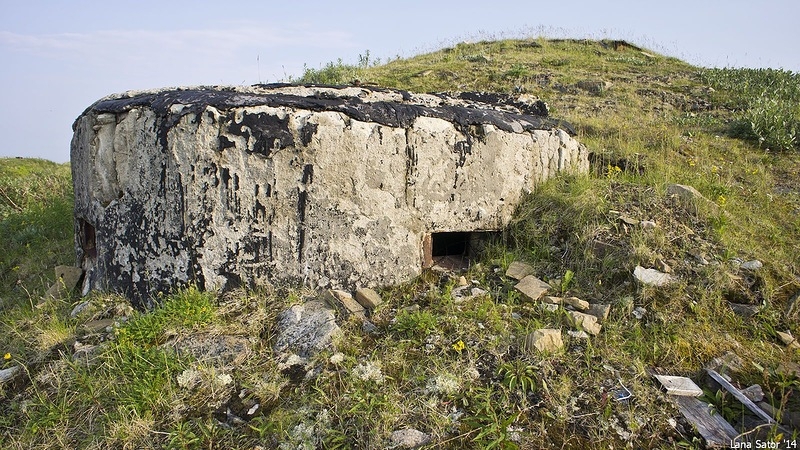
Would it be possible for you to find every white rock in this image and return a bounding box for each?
[389,428,431,448]
[740,260,763,271]
[515,275,551,302]
[633,265,675,287]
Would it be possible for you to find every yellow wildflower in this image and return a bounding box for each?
[452,340,466,354]
[3,353,10,360]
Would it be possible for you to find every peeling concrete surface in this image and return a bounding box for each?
[71,84,589,307]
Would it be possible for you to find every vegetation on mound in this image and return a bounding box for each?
[1,39,799,449]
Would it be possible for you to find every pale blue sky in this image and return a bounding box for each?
[2,0,798,162]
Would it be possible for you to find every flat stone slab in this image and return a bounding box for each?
[523,329,564,353]
[273,300,340,357]
[505,261,535,280]
[355,288,382,310]
[515,275,551,302]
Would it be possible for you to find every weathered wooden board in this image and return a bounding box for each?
[706,369,774,424]
[671,396,738,448]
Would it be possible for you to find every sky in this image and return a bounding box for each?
[1,0,799,162]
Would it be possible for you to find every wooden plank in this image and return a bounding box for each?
[654,375,704,396]
[706,369,774,424]
[671,396,738,448]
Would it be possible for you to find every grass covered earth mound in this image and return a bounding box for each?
[1,39,799,449]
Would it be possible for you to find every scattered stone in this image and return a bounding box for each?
[705,351,744,375]
[389,428,431,448]
[362,320,378,334]
[69,301,92,318]
[666,183,707,203]
[0,366,21,385]
[564,297,590,311]
[324,290,366,319]
[641,220,657,230]
[400,304,420,313]
[776,331,800,349]
[655,257,672,274]
[355,288,383,310]
[632,307,647,320]
[568,311,602,335]
[457,276,468,286]
[82,318,116,334]
[728,302,761,318]
[523,329,564,353]
[505,261,535,280]
[575,79,612,95]
[633,265,675,287]
[164,334,252,367]
[273,300,340,357]
[543,296,563,305]
[619,216,639,225]
[470,287,487,297]
[587,303,611,323]
[741,385,765,403]
[567,330,590,340]
[515,275,551,302]
[541,303,559,312]
[44,266,84,301]
[740,260,763,271]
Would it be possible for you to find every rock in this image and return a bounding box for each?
[632,307,647,320]
[728,302,761,318]
[776,331,800,349]
[0,366,21,385]
[567,330,590,339]
[44,266,84,300]
[619,216,639,226]
[741,385,765,403]
[82,318,116,334]
[587,303,611,323]
[389,428,431,448]
[575,79,611,95]
[505,261,535,280]
[564,297,589,311]
[666,183,707,203]
[568,311,601,335]
[457,276,468,286]
[515,275,551,302]
[523,329,564,353]
[362,320,378,334]
[740,260,763,271]
[655,257,672,274]
[705,351,744,374]
[69,301,92,318]
[354,288,382,310]
[541,303,559,312]
[641,220,657,230]
[72,85,589,307]
[324,290,366,319]
[633,265,675,287]
[163,333,252,367]
[543,296,563,305]
[273,300,340,357]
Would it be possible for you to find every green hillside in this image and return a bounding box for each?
[1,40,798,449]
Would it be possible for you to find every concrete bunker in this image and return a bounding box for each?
[71,84,589,307]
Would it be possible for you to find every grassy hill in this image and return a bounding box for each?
[1,39,798,449]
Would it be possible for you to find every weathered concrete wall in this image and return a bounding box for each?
[71,84,588,307]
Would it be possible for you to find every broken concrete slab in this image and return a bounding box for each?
[515,275,551,302]
[523,329,564,353]
[505,261,535,280]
